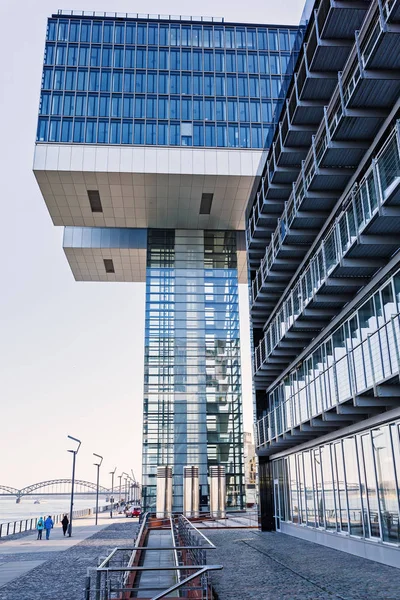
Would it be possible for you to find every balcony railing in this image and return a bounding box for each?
[248,0,396,250]
[253,121,400,374]
[256,311,400,449]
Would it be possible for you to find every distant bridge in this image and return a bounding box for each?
[0,479,114,500]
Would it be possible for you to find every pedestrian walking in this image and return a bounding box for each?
[37,516,44,540]
[44,515,54,540]
[61,514,69,536]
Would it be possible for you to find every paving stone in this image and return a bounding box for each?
[206,529,400,600]
[0,522,137,600]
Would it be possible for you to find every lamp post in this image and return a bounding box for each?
[122,472,129,503]
[67,435,81,538]
[109,467,117,502]
[93,453,103,526]
[118,474,123,504]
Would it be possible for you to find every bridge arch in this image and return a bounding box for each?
[0,485,20,496]
[0,480,111,498]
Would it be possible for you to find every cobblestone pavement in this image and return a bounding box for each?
[0,521,137,600]
[206,529,400,600]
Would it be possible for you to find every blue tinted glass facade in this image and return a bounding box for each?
[143,230,244,512]
[38,14,300,148]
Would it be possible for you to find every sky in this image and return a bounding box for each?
[0,0,304,491]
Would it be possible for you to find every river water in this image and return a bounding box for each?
[0,495,110,524]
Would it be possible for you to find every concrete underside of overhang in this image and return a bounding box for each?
[34,143,263,231]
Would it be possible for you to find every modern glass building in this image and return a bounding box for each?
[34,11,300,512]
[37,11,300,149]
[246,0,400,567]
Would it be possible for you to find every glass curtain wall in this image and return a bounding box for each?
[37,16,300,148]
[273,418,400,545]
[142,229,244,511]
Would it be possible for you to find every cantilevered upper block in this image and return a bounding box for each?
[34,144,263,231]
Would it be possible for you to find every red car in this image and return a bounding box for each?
[125,507,141,518]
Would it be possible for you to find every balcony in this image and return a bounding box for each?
[247,0,400,254]
[253,121,400,386]
[246,0,371,253]
[256,309,400,455]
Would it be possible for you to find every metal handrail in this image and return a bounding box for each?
[253,121,400,374]
[170,515,181,587]
[257,311,400,447]
[151,565,223,600]
[179,514,216,548]
[0,504,112,539]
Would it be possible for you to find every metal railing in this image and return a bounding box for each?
[0,504,116,539]
[256,311,400,449]
[248,0,394,248]
[253,121,400,374]
[85,514,221,599]
[57,10,224,22]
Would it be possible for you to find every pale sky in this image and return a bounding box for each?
[0,0,304,490]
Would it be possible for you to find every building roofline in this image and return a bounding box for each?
[52,10,300,29]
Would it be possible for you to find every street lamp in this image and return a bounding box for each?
[118,473,123,503]
[93,453,103,526]
[122,472,129,503]
[109,467,117,501]
[67,435,81,538]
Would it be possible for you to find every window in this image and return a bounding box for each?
[61,119,73,142]
[73,119,84,142]
[45,44,55,65]
[228,99,237,121]
[37,117,48,141]
[238,76,248,97]
[228,124,239,147]
[194,124,204,146]
[90,47,101,67]
[205,123,215,146]
[56,45,66,65]
[76,69,87,91]
[158,122,168,145]
[99,95,110,117]
[226,52,236,72]
[237,53,247,73]
[217,124,227,147]
[87,95,98,117]
[63,94,74,116]
[146,122,157,145]
[104,259,115,273]
[126,23,136,44]
[240,125,250,148]
[110,121,121,143]
[85,119,96,143]
[100,70,111,92]
[79,46,89,66]
[92,22,102,43]
[54,69,65,90]
[89,70,99,91]
[134,122,144,144]
[67,46,78,66]
[112,95,121,117]
[200,193,214,214]
[98,120,109,143]
[170,124,180,145]
[124,48,134,68]
[135,96,145,118]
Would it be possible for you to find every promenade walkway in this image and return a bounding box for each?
[136,530,177,598]
[207,529,400,600]
[0,514,136,600]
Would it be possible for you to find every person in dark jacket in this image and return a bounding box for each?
[44,515,54,540]
[61,514,69,536]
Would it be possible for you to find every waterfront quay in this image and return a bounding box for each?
[0,514,136,600]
